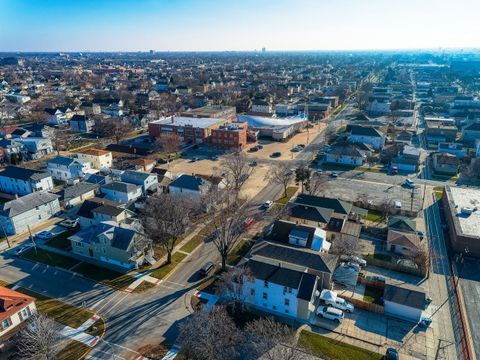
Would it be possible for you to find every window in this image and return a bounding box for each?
[1,318,11,330]
[264,280,269,288]
[250,289,255,296]
[283,286,292,294]
[272,305,277,310]
[284,299,290,306]
[262,292,268,300]
[285,309,289,314]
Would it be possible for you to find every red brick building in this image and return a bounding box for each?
[210,122,248,150]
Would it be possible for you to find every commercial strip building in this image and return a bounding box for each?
[443,186,480,257]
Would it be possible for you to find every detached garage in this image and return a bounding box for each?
[383,283,426,323]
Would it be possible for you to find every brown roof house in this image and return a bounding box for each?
[387,216,421,256]
[0,287,36,339]
[432,152,460,176]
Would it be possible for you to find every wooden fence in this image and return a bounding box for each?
[342,295,384,314]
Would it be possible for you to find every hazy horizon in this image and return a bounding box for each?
[1,0,479,52]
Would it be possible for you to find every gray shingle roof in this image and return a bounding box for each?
[101,181,140,193]
[0,166,50,182]
[384,283,425,309]
[0,192,59,217]
[169,175,205,191]
[60,183,98,202]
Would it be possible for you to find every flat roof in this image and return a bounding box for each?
[447,186,480,238]
[149,116,226,129]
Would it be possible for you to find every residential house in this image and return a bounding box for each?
[437,142,466,158]
[0,166,53,196]
[432,152,460,176]
[20,138,53,160]
[425,120,457,144]
[70,115,95,133]
[100,181,142,204]
[0,192,60,235]
[77,197,127,228]
[128,158,156,172]
[44,108,70,125]
[383,283,426,322]
[390,145,421,172]
[324,144,364,166]
[0,286,36,338]
[69,221,150,270]
[269,220,331,253]
[461,123,480,143]
[240,241,338,321]
[86,174,112,186]
[120,170,158,194]
[46,156,92,181]
[77,149,113,170]
[386,229,421,256]
[168,174,214,199]
[348,126,386,150]
[59,183,98,209]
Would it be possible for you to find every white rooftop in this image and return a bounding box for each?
[150,116,226,129]
[448,187,480,237]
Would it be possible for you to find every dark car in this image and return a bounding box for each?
[386,348,399,360]
[249,147,259,152]
[199,261,215,277]
[270,152,281,158]
[256,144,264,149]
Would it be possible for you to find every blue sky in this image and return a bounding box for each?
[0,0,479,52]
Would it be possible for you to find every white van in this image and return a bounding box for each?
[316,306,345,322]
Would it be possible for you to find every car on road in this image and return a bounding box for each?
[14,244,33,257]
[262,200,273,209]
[270,152,281,158]
[325,297,354,313]
[34,231,53,240]
[199,261,215,277]
[250,160,258,167]
[404,179,415,188]
[316,306,344,323]
[385,348,399,360]
[60,218,79,229]
[330,172,338,178]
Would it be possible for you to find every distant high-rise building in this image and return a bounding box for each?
[149,49,154,54]
[262,47,266,52]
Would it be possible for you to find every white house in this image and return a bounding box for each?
[0,192,60,235]
[0,166,53,196]
[0,286,37,338]
[240,241,337,321]
[100,181,142,204]
[47,156,92,181]
[348,126,385,150]
[169,174,214,199]
[325,145,364,166]
[383,283,425,322]
[76,149,113,170]
[120,170,158,194]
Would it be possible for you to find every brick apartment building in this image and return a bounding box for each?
[210,122,248,150]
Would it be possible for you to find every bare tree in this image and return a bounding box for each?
[50,127,73,155]
[177,306,243,360]
[94,118,133,144]
[207,191,252,271]
[266,163,293,198]
[244,317,306,360]
[307,173,323,196]
[221,152,252,195]
[155,132,181,154]
[141,193,192,264]
[16,313,62,360]
[217,266,254,312]
[323,124,337,145]
[331,235,359,256]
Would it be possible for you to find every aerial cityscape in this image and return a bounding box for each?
[0,1,479,360]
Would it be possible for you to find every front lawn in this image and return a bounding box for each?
[227,239,254,265]
[275,186,299,205]
[365,253,392,262]
[180,234,204,254]
[355,166,383,173]
[297,330,383,360]
[150,252,187,280]
[54,341,90,360]
[73,263,135,290]
[22,248,80,270]
[133,281,157,293]
[365,210,383,222]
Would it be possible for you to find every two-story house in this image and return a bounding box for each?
[76,149,113,170]
[46,156,92,181]
[59,182,98,209]
[0,192,60,235]
[0,166,53,196]
[100,181,142,204]
[0,286,36,338]
[77,197,127,228]
[240,241,338,321]
[348,126,386,150]
[68,221,151,270]
[120,170,158,195]
[69,115,95,133]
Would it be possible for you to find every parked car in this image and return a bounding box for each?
[291,146,301,152]
[316,306,344,323]
[190,157,199,162]
[210,155,218,161]
[345,262,361,271]
[392,166,398,174]
[199,261,215,277]
[34,231,53,240]
[366,275,386,282]
[256,144,264,149]
[250,160,258,167]
[318,152,327,157]
[394,201,402,209]
[417,230,424,240]
[14,244,33,257]
[330,172,338,178]
[404,179,415,188]
[349,255,367,267]
[270,152,282,158]
[262,200,273,209]
[249,147,259,152]
[325,297,354,313]
[386,348,399,360]
[60,218,79,229]
[297,144,305,148]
